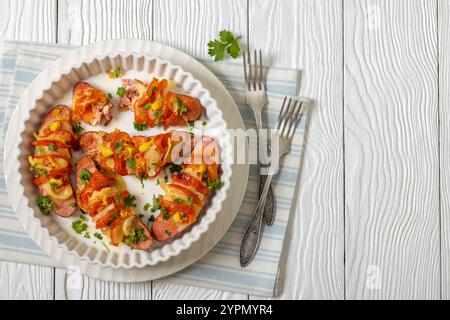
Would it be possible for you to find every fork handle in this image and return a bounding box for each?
[253,111,276,226]
[240,173,274,267]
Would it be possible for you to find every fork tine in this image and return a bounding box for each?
[259,49,264,91]
[287,101,303,138]
[289,101,303,138]
[243,51,249,91]
[276,96,288,129]
[277,97,291,130]
[247,49,253,91]
[254,50,260,90]
[282,99,297,137]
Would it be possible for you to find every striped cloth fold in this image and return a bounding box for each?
[0,39,303,296]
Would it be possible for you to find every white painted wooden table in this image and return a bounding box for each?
[0,0,449,300]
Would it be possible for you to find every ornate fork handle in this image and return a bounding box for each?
[240,173,274,267]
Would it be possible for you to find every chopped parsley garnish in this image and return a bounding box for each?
[151,195,161,212]
[124,228,147,245]
[48,143,57,151]
[144,103,151,110]
[84,232,91,239]
[139,213,145,218]
[202,120,208,126]
[164,229,172,236]
[37,147,45,155]
[73,122,84,134]
[109,211,119,224]
[187,196,194,204]
[151,194,169,220]
[207,178,224,190]
[139,175,146,188]
[116,86,126,97]
[50,181,59,189]
[79,168,91,185]
[151,161,159,167]
[107,93,113,100]
[30,164,36,174]
[148,215,155,222]
[72,219,88,234]
[38,196,54,214]
[94,232,103,240]
[70,202,76,208]
[126,157,136,168]
[175,99,188,118]
[173,198,184,204]
[169,164,183,174]
[143,203,151,211]
[80,215,87,222]
[133,121,148,131]
[161,207,169,220]
[154,109,162,118]
[38,167,48,176]
[115,141,123,151]
[124,194,137,208]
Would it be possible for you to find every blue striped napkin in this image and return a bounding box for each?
[0,39,303,296]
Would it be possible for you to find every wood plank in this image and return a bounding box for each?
[0,262,54,299]
[439,0,450,299]
[54,269,152,300]
[152,0,248,299]
[0,0,57,300]
[0,0,57,42]
[344,0,440,299]
[248,0,345,299]
[58,0,153,45]
[153,0,247,59]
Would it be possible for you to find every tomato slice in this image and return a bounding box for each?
[168,183,202,205]
[134,97,151,125]
[159,198,196,222]
[114,154,128,176]
[32,140,68,148]
[85,171,116,191]
[172,172,209,195]
[95,209,116,229]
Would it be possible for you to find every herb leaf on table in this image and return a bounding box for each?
[208,30,241,61]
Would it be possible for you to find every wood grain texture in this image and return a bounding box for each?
[439,0,450,299]
[54,269,152,300]
[0,0,57,42]
[249,0,345,300]
[153,0,247,59]
[344,0,440,299]
[0,262,54,299]
[58,0,153,45]
[152,282,248,300]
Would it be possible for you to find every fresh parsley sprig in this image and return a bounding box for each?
[208,30,241,61]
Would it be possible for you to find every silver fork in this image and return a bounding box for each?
[240,97,303,267]
[243,49,276,226]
